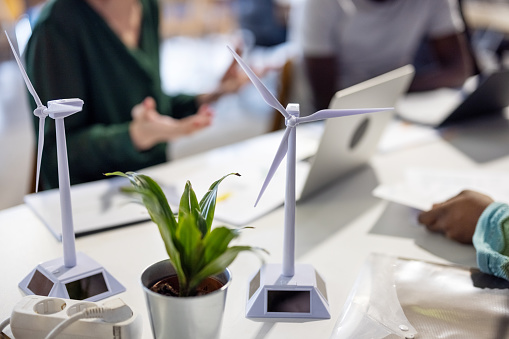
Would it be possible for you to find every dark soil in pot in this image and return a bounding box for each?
[150,275,224,297]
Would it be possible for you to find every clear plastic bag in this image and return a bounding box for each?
[331,254,417,339]
[331,253,509,339]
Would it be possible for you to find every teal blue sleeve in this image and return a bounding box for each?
[473,202,509,280]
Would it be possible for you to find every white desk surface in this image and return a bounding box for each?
[2,115,509,339]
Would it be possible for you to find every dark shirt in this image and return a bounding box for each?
[25,0,198,190]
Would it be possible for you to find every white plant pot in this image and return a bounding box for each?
[141,259,231,339]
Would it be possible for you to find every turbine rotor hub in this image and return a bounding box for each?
[33,106,48,119]
[286,116,299,127]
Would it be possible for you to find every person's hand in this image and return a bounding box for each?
[417,190,494,244]
[129,97,213,151]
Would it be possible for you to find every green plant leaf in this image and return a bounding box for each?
[199,173,240,233]
[202,226,242,264]
[178,181,192,217]
[106,172,177,230]
[179,180,194,219]
[189,245,259,291]
[179,181,207,237]
[176,212,203,288]
[105,171,185,283]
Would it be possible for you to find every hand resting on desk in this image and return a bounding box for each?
[418,190,494,244]
[419,190,509,281]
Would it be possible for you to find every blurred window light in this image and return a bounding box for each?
[15,14,32,56]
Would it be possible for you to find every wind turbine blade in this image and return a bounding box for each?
[298,107,393,123]
[35,117,45,193]
[4,31,44,108]
[255,126,292,207]
[227,45,290,120]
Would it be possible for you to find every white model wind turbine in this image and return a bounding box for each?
[227,46,392,319]
[6,32,124,301]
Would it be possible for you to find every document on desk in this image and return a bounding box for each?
[24,177,151,241]
[156,127,320,226]
[373,168,509,211]
[157,161,312,226]
[377,119,441,153]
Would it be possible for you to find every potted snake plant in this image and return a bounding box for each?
[106,171,264,339]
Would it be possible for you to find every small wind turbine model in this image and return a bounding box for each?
[6,32,124,301]
[227,46,391,319]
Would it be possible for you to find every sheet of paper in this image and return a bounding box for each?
[157,124,322,226]
[373,167,509,211]
[157,148,316,226]
[373,182,436,211]
[24,177,150,241]
[377,119,441,153]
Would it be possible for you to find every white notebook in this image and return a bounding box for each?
[24,177,150,241]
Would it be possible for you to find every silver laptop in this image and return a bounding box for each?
[296,64,415,201]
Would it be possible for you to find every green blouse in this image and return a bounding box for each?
[25,0,198,190]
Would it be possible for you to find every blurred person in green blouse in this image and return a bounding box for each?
[25,0,242,190]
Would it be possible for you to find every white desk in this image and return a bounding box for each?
[2,115,509,338]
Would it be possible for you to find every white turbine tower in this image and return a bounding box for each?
[228,46,392,319]
[6,32,124,301]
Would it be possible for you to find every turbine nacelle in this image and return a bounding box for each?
[285,104,300,127]
[286,103,300,115]
[48,99,84,119]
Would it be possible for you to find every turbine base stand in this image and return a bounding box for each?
[19,252,125,302]
[246,263,330,320]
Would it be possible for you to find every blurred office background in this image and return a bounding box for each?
[0,0,508,210]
